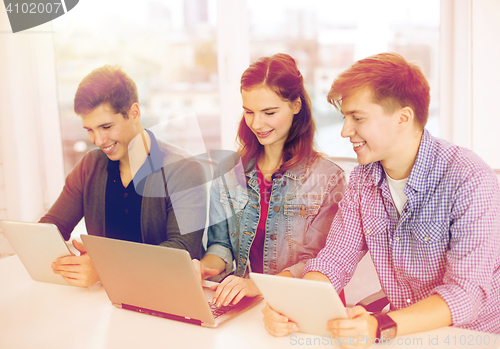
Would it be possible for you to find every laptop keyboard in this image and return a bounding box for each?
[208,302,236,318]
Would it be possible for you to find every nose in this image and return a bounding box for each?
[251,113,265,130]
[340,118,355,138]
[93,130,108,147]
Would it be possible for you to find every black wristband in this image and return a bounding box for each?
[373,313,397,340]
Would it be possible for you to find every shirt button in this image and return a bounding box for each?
[281,181,287,187]
[124,209,129,214]
[366,229,371,234]
[395,236,401,241]
[424,236,430,242]
[273,206,280,212]
[270,234,276,240]
[396,270,401,274]
[124,193,128,198]
[406,298,411,304]
[270,263,276,269]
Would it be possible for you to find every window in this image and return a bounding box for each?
[247,0,440,157]
[53,0,219,174]
[53,0,440,173]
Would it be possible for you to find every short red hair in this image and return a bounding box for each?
[327,52,430,129]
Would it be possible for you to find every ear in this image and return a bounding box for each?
[398,106,414,128]
[292,97,302,115]
[128,103,141,123]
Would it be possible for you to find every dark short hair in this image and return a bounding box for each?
[327,52,430,129]
[74,65,138,118]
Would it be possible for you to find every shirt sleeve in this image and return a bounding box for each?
[430,167,500,326]
[39,153,90,240]
[284,167,347,278]
[203,167,234,276]
[159,158,208,260]
[304,167,368,292]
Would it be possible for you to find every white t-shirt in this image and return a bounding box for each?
[385,172,408,217]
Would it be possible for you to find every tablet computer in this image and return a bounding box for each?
[250,273,347,336]
[0,220,73,286]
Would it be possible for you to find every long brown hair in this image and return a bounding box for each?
[237,53,318,174]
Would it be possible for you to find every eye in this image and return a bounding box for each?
[103,125,111,130]
[265,112,276,116]
[244,110,254,115]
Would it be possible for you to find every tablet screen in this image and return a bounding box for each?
[1,220,72,285]
[250,272,347,336]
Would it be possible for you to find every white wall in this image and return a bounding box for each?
[439,0,472,149]
[0,14,65,255]
[440,0,500,168]
[471,0,500,168]
[217,0,250,151]
[0,138,6,222]
[0,26,65,221]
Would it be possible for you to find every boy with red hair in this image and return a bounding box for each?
[263,52,500,345]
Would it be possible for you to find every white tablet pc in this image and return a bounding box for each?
[0,220,73,286]
[250,273,347,336]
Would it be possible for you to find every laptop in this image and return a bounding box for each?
[81,234,263,327]
[0,220,74,286]
[250,272,347,336]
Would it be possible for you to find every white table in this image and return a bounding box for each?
[1,255,499,349]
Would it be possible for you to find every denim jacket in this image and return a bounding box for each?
[205,154,346,278]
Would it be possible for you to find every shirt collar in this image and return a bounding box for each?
[106,129,165,183]
[369,129,433,192]
[132,130,165,185]
[106,156,120,174]
[367,162,386,188]
[406,129,434,192]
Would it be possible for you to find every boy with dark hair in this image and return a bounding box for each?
[42,66,207,287]
[263,52,500,345]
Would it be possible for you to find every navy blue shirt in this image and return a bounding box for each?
[105,130,165,243]
[105,160,144,243]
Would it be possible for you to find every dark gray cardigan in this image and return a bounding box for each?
[40,137,207,259]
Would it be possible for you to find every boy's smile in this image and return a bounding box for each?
[82,103,141,166]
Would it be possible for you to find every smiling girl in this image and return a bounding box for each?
[194,53,346,307]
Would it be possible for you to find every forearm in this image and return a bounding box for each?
[39,175,85,240]
[276,270,294,278]
[387,294,452,336]
[303,271,331,282]
[200,253,226,273]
